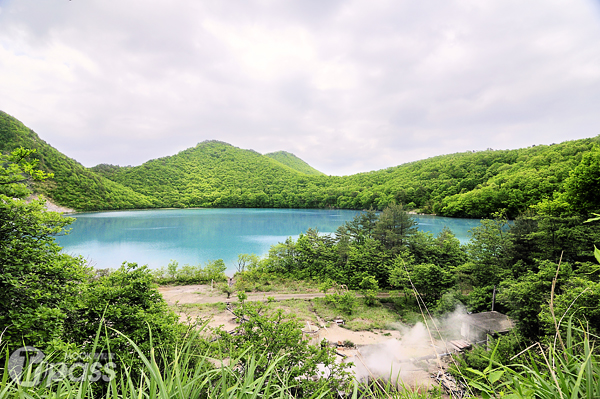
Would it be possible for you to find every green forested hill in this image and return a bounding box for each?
[91,140,330,208]
[264,151,325,175]
[0,111,156,210]
[335,139,600,217]
[2,111,599,217]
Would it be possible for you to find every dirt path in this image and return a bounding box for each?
[158,284,392,305]
[158,284,329,305]
[158,284,404,348]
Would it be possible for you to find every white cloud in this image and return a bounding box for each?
[0,0,599,175]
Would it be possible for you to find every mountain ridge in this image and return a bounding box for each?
[2,110,599,217]
[264,151,325,176]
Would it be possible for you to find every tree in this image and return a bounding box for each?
[236,253,260,273]
[407,228,467,268]
[67,263,182,357]
[373,204,417,252]
[467,214,511,286]
[498,260,570,340]
[564,147,600,215]
[359,275,379,306]
[336,208,378,244]
[0,147,53,198]
[0,148,88,350]
[388,259,453,306]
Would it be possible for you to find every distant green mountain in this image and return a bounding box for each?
[2,111,599,217]
[0,111,156,211]
[265,151,324,175]
[91,140,328,208]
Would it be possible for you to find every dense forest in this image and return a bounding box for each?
[2,110,599,218]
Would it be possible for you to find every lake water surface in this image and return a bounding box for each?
[55,208,481,273]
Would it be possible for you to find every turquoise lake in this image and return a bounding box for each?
[55,208,481,273]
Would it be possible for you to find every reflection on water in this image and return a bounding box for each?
[56,208,481,272]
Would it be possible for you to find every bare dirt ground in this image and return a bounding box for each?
[158,284,328,305]
[158,285,393,305]
[159,284,398,345]
[160,284,441,351]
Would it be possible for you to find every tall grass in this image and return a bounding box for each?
[0,325,331,399]
[466,320,600,399]
[0,323,449,399]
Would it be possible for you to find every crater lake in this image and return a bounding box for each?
[55,208,481,273]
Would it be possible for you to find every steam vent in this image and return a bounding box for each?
[460,311,514,343]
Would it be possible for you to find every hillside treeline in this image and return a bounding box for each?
[93,138,600,218]
[2,110,600,218]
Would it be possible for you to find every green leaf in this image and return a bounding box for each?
[465,368,486,378]
[488,369,505,383]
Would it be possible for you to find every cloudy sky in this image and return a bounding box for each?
[1,0,600,175]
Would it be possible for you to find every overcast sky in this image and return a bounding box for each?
[1,0,600,175]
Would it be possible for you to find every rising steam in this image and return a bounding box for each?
[345,306,469,388]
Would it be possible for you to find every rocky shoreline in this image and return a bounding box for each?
[27,194,76,214]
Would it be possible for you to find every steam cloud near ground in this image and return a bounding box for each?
[347,306,468,388]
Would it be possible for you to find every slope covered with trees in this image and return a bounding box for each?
[334,138,600,217]
[91,141,331,208]
[95,137,599,218]
[2,111,599,217]
[264,150,325,175]
[0,111,155,210]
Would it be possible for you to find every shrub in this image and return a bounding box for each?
[359,275,379,306]
[66,262,183,370]
[212,302,352,396]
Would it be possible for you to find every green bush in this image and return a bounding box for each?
[459,321,599,399]
[66,262,184,371]
[359,275,379,306]
[152,259,227,285]
[324,291,357,315]
[212,302,352,396]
